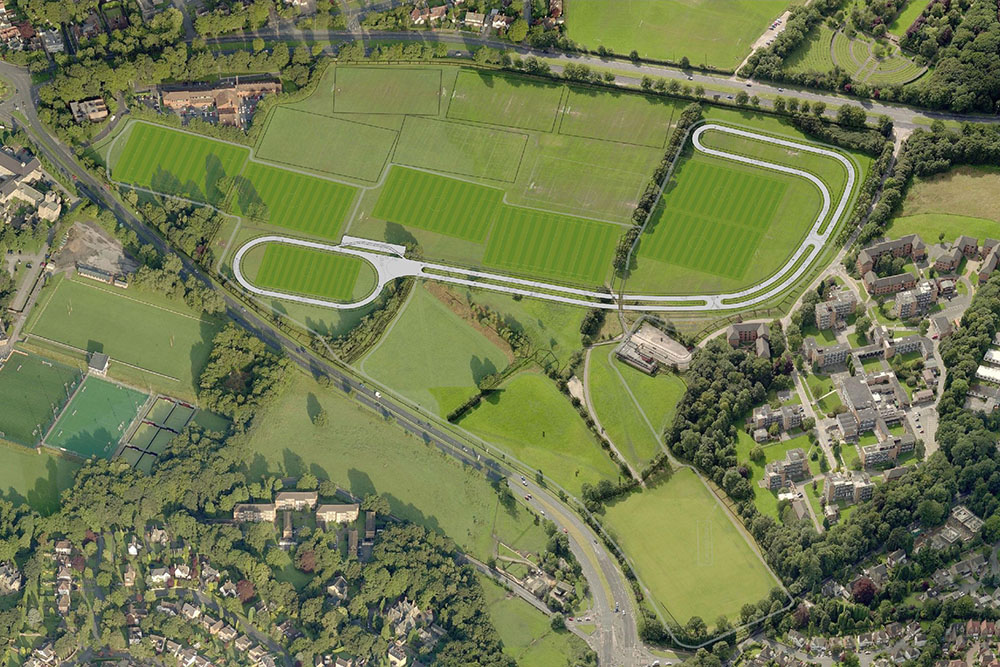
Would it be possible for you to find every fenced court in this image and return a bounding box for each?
[163,404,196,432]
[47,376,148,459]
[0,352,82,446]
[146,397,175,425]
[128,422,158,450]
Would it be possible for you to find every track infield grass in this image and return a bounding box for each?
[334,66,441,115]
[245,372,548,561]
[457,370,620,497]
[603,467,779,626]
[47,376,148,459]
[111,122,248,205]
[0,352,81,446]
[252,243,376,302]
[447,70,564,132]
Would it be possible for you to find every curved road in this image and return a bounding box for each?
[231,123,855,313]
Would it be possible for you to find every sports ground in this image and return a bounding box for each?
[46,376,148,459]
[0,352,81,446]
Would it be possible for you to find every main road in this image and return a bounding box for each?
[0,60,661,666]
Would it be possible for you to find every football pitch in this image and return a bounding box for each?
[0,353,81,446]
[47,376,148,459]
[334,66,442,115]
[254,243,376,302]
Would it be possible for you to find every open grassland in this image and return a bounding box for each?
[0,352,80,446]
[447,70,564,132]
[458,370,619,497]
[603,468,779,626]
[478,574,593,667]
[783,24,837,74]
[27,275,223,396]
[334,66,441,115]
[235,162,357,240]
[889,0,929,36]
[372,167,502,242]
[392,116,527,182]
[890,213,1000,246]
[483,206,619,285]
[253,244,376,302]
[898,166,1000,223]
[0,444,79,514]
[246,372,547,560]
[256,107,397,182]
[361,285,512,416]
[565,0,790,69]
[559,88,682,148]
[736,430,816,519]
[112,122,247,205]
[47,377,147,459]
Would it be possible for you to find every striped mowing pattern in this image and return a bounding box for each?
[484,206,619,285]
[238,163,357,240]
[639,160,787,280]
[372,167,502,242]
[112,123,248,204]
[255,244,365,301]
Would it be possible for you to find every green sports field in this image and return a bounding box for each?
[603,468,779,627]
[235,162,357,239]
[334,66,441,115]
[447,70,565,132]
[0,444,80,514]
[146,397,175,425]
[392,116,527,182]
[0,353,81,446]
[253,243,377,302]
[361,284,512,416]
[111,122,248,205]
[560,88,682,148]
[47,376,148,459]
[565,0,790,69]
[457,370,620,497]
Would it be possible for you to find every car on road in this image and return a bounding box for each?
[520,476,527,486]
[524,494,531,501]
[562,528,568,534]
[374,391,382,399]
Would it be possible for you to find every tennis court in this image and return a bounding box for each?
[164,404,196,432]
[146,397,175,424]
[47,377,148,459]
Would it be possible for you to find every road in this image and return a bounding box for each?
[0,60,661,666]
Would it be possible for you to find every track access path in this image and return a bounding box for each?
[233,123,857,313]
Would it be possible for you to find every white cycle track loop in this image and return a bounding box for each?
[232,123,856,312]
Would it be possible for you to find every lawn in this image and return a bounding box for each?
[234,162,357,239]
[245,372,547,561]
[333,66,441,115]
[564,0,791,69]
[111,121,248,205]
[603,468,779,627]
[457,370,620,497]
[889,0,931,37]
[27,275,224,396]
[890,213,1000,247]
[559,87,682,148]
[252,243,376,302]
[447,70,564,132]
[256,107,397,182]
[736,431,816,519]
[0,352,81,446]
[47,377,148,459]
[361,284,512,416]
[0,444,80,515]
[896,166,1000,225]
[478,574,593,666]
[392,116,528,183]
[783,24,837,74]
[372,167,502,242]
[483,206,619,286]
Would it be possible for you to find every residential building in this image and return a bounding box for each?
[41,27,63,53]
[387,642,408,667]
[327,575,348,602]
[0,562,22,593]
[896,280,937,318]
[955,235,979,258]
[274,491,318,511]
[803,338,850,369]
[386,598,433,637]
[316,503,360,528]
[824,472,875,504]
[864,270,917,296]
[37,191,61,222]
[815,291,857,330]
[233,503,276,523]
[860,434,914,467]
[981,244,1000,283]
[856,235,925,274]
[763,448,808,490]
[726,322,768,347]
[752,404,805,432]
[464,11,485,28]
[935,246,963,273]
[69,97,108,123]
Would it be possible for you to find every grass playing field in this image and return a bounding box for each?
[334,66,442,115]
[256,107,397,182]
[361,284,512,416]
[245,372,548,561]
[253,243,376,302]
[565,0,790,69]
[235,162,358,240]
[457,370,620,497]
[27,275,224,397]
[47,376,148,459]
[447,70,565,132]
[111,121,248,205]
[163,404,195,432]
[392,116,528,182]
[0,443,80,514]
[603,468,779,626]
[559,88,682,148]
[0,353,81,446]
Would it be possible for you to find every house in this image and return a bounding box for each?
[464,11,485,28]
[387,598,433,637]
[935,246,963,272]
[726,322,768,347]
[181,602,201,620]
[123,563,136,588]
[387,642,408,667]
[981,245,1000,282]
[274,490,318,511]
[856,235,925,273]
[235,635,253,652]
[492,13,515,29]
[0,562,21,593]
[149,567,170,585]
[218,625,237,643]
[173,564,191,579]
[955,235,979,258]
[327,575,349,602]
[68,97,108,123]
[41,27,64,53]
[931,315,953,339]
[233,503,277,523]
[201,564,220,582]
[864,270,917,296]
[56,593,70,614]
[219,580,238,598]
[316,503,360,528]
[54,540,72,556]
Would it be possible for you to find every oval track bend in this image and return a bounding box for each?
[232,123,857,312]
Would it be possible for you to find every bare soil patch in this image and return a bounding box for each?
[54,220,139,275]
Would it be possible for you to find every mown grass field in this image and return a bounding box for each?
[889,213,1000,246]
[334,66,441,115]
[392,116,527,182]
[112,122,247,205]
[448,70,564,132]
[245,372,547,561]
[253,244,376,302]
[256,107,397,182]
[27,275,223,396]
[0,352,80,446]
[235,162,357,240]
[565,0,790,69]
[0,444,79,514]
[889,0,927,36]
[603,467,779,626]
[458,370,619,497]
[560,88,682,148]
[47,377,147,459]
[361,285,512,416]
